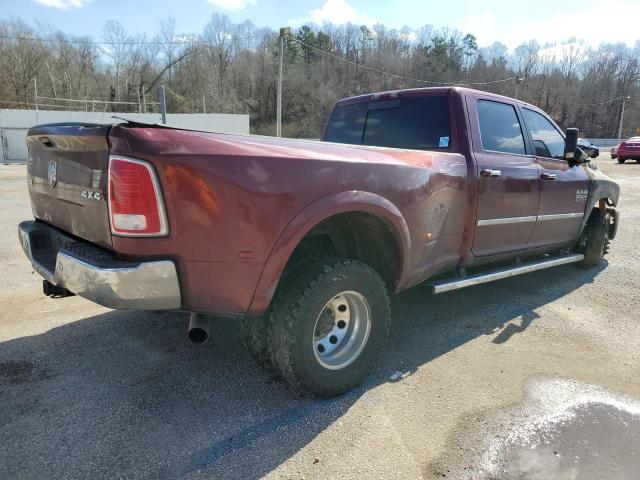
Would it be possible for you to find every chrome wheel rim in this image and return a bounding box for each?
[312,291,371,370]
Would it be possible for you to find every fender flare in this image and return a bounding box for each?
[577,170,620,238]
[247,191,412,316]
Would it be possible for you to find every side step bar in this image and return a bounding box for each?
[428,253,584,294]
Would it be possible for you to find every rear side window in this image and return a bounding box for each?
[477,100,526,155]
[522,108,565,159]
[323,96,451,151]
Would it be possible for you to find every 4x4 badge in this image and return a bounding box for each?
[47,160,57,187]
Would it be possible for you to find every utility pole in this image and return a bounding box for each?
[159,85,167,124]
[617,95,631,143]
[514,77,522,100]
[277,27,290,137]
[34,77,39,124]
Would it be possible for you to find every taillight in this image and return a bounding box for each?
[108,156,168,237]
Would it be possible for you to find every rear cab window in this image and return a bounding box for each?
[323,95,451,151]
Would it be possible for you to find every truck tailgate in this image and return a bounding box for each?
[26,124,112,249]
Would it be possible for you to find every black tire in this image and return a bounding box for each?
[266,259,391,397]
[618,158,626,164]
[241,317,277,374]
[241,254,327,376]
[575,209,610,268]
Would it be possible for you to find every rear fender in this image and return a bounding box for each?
[247,191,411,316]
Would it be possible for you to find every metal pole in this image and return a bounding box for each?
[277,27,290,137]
[34,77,39,124]
[34,77,38,111]
[277,35,284,136]
[159,85,167,124]
[617,96,630,143]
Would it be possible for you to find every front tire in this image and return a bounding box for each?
[267,259,391,397]
[618,157,626,164]
[575,209,610,268]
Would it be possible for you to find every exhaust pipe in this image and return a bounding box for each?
[188,313,211,344]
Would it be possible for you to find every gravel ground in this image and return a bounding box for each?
[1,154,639,479]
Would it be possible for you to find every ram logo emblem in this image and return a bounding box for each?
[47,160,57,187]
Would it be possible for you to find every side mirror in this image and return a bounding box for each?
[574,147,590,164]
[565,128,579,160]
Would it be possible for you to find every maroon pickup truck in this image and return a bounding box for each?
[19,87,620,396]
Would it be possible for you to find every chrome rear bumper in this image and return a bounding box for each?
[18,221,181,310]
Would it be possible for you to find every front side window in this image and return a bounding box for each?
[522,108,565,159]
[477,100,526,155]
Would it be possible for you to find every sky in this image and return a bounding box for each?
[2,0,639,50]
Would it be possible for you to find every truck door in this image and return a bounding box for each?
[521,107,589,247]
[469,97,540,256]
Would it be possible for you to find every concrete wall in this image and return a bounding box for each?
[0,109,250,163]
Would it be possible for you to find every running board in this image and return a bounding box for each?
[428,253,584,294]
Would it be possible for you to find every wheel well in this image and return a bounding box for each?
[286,212,402,289]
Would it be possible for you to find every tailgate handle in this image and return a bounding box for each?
[39,136,56,148]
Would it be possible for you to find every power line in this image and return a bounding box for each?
[575,95,626,106]
[37,95,160,106]
[0,33,275,46]
[0,34,173,46]
[286,34,517,87]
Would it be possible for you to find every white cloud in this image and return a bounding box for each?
[35,0,90,9]
[206,0,255,11]
[459,12,497,46]
[290,0,375,27]
[459,1,640,50]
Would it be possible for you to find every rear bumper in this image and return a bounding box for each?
[18,220,181,310]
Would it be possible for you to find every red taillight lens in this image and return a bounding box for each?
[108,156,168,236]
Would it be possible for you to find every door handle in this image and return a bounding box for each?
[540,172,557,180]
[480,169,502,178]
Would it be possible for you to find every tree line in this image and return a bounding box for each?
[0,15,638,139]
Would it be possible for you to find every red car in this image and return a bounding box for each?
[617,136,640,163]
[18,87,620,396]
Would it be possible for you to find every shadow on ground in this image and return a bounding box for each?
[0,262,606,479]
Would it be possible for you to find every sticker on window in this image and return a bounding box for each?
[439,136,450,148]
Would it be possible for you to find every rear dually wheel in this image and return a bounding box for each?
[266,259,391,397]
